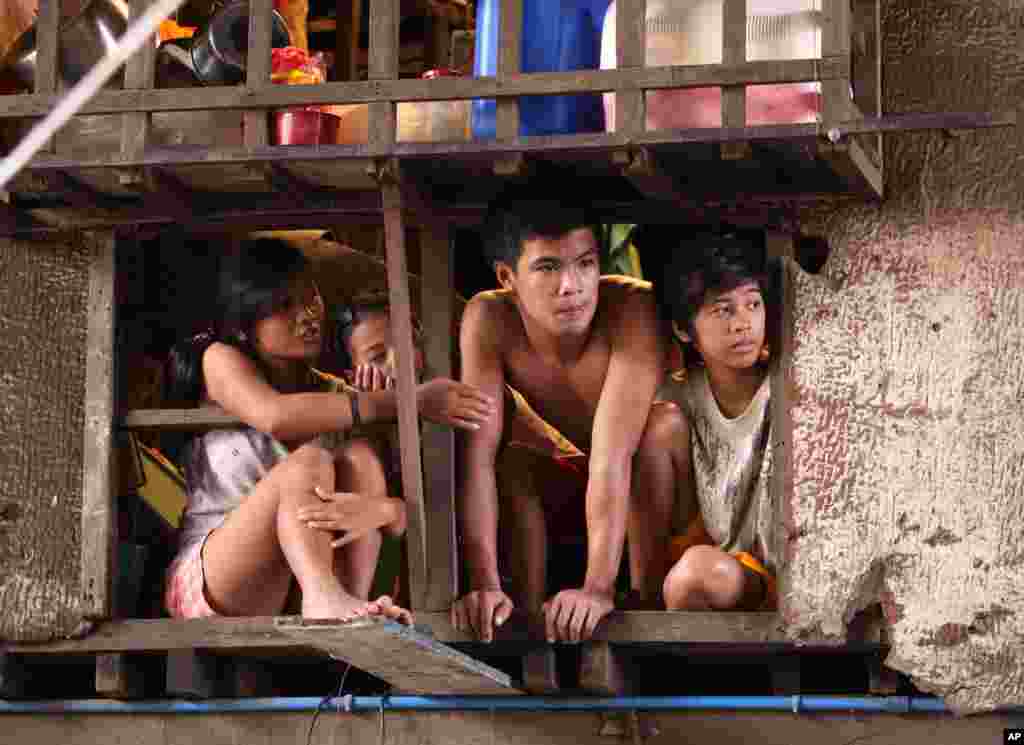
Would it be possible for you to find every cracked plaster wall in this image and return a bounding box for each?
[784,0,1024,713]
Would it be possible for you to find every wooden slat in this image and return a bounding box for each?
[122,408,242,431]
[768,240,795,616]
[381,171,429,611]
[80,232,117,620]
[419,222,457,611]
[6,612,795,653]
[334,0,362,82]
[244,0,274,147]
[0,58,851,118]
[721,0,749,160]
[820,0,852,126]
[368,0,399,153]
[496,0,523,139]
[276,617,521,694]
[614,0,645,135]
[35,0,61,152]
[120,0,157,186]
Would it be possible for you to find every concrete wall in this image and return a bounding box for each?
[785,0,1024,714]
[0,235,90,641]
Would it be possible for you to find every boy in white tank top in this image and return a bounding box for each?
[633,232,780,611]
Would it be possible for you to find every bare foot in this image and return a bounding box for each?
[302,588,413,626]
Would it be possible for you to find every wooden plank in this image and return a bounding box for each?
[0,58,851,118]
[495,0,522,140]
[419,222,457,612]
[276,617,521,694]
[34,0,61,152]
[80,232,117,620]
[767,239,794,623]
[122,408,243,431]
[614,0,645,136]
[368,0,399,153]
[334,0,362,82]
[381,171,429,612]
[820,0,852,128]
[7,612,794,653]
[120,0,157,186]
[244,0,273,147]
[721,0,749,160]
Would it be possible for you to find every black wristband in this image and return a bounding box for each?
[348,391,362,429]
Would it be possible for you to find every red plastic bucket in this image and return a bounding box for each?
[273,109,342,145]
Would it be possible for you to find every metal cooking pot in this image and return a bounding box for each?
[190,0,291,85]
[2,0,130,91]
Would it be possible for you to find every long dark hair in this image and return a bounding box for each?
[164,238,310,407]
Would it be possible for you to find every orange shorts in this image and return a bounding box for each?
[669,520,777,611]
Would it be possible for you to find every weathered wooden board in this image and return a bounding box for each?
[275,617,521,694]
[784,0,1024,713]
[6,612,787,652]
[0,234,91,641]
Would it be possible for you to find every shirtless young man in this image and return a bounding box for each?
[451,196,672,643]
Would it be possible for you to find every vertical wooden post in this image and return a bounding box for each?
[334,0,363,82]
[820,0,853,124]
[614,0,645,136]
[120,0,158,186]
[244,0,273,147]
[35,0,61,153]
[368,0,399,154]
[766,232,794,611]
[496,0,522,138]
[382,175,429,612]
[80,231,117,620]
[721,0,749,159]
[419,222,457,611]
[494,0,523,174]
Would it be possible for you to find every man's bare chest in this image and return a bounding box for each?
[505,346,610,448]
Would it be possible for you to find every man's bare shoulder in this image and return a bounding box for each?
[463,289,519,341]
[597,275,658,324]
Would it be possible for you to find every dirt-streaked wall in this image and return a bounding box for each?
[785,0,1024,713]
[0,234,91,641]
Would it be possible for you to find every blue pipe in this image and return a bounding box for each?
[0,695,949,715]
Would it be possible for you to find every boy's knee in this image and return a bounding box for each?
[639,401,687,452]
[663,545,745,609]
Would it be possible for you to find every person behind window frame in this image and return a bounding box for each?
[451,187,677,644]
[162,238,494,622]
[642,231,781,612]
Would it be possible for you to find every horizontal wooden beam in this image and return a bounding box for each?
[12,110,1011,177]
[121,408,242,431]
[0,58,849,119]
[4,612,803,654]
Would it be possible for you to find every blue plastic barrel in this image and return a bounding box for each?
[471,0,612,138]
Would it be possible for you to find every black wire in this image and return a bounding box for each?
[305,662,352,745]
